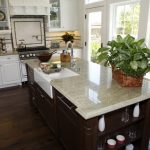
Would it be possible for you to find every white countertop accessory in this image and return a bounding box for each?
[98,115,105,132]
[116,135,125,144]
[107,139,116,148]
[133,103,140,117]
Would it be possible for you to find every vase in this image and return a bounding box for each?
[133,103,140,118]
[111,66,143,87]
[98,115,105,132]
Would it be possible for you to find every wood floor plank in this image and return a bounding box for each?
[0,85,64,150]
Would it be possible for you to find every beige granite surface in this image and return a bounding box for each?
[25,59,150,120]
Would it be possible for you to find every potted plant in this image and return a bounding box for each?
[61,32,75,43]
[96,34,150,87]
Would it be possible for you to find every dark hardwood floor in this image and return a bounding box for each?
[0,85,64,150]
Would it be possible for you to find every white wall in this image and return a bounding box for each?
[138,0,150,39]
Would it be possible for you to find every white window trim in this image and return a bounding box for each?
[108,0,140,40]
[146,2,150,47]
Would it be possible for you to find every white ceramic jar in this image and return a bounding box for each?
[133,103,140,118]
[98,115,105,132]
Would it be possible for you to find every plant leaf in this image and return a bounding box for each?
[136,39,145,47]
[130,61,138,70]
[139,60,148,69]
[97,52,108,62]
[97,47,109,53]
[134,53,143,60]
[117,35,122,42]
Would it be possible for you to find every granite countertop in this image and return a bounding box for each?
[25,58,150,120]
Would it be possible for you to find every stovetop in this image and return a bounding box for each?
[18,49,50,60]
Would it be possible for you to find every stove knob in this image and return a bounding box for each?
[30,53,33,56]
[22,55,25,58]
[26,54,29,57]
[33,54,36,56]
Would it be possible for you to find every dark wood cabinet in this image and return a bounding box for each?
[55,91,82,150]
[33,82,57,135]
[54,89,98,150]
[97,101,150,150]
[26,64,57,135]
[26,65,150,150]
[53,88,150,150]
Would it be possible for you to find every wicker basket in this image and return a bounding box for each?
[112,66,143,87]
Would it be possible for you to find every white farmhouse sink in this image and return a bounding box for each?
[34,68,79,98]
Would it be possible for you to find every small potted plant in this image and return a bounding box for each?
[61,32,75,43]
[96,34,150,87]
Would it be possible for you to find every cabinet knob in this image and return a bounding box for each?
[32,97,35,100]
[41,94,44,99]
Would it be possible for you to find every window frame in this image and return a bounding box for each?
[109,0,140,40]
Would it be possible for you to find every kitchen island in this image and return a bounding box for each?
[26,58,150,150]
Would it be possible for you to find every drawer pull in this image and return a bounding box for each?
[57,96,75,110]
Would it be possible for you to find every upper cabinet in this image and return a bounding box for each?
[49,0,61,28]
[7,0,79,32]
[9,0,50,15]
[48,0,79,31]
[0,0,11,34]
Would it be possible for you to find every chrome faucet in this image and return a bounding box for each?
[66,41,73,57]
[18,39,26,49]
[0,38,7,53]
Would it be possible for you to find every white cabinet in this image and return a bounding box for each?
[60,0,78,31]
[49,0,61,28]
[48,0,79,31]
[0,0,11,34]
[0,55,21,88]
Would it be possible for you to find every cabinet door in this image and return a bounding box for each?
[56,95,82,150]
[60,0,78,30]
[33,83,56,135]
[1,61,21,85]
[0,0,11,34]
[49,0,79,31]
[49,0,61,28]
[42,93,56,134]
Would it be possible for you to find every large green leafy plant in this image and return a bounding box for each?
[97,34,150,77]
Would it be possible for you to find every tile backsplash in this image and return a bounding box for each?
[0,34,12,52]
[0,31,81,52]
[46,31,81,49]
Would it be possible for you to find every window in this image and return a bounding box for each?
[110,1,140,39]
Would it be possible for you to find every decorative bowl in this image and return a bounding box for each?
[40,62,61,74]
[37,52,52,62]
